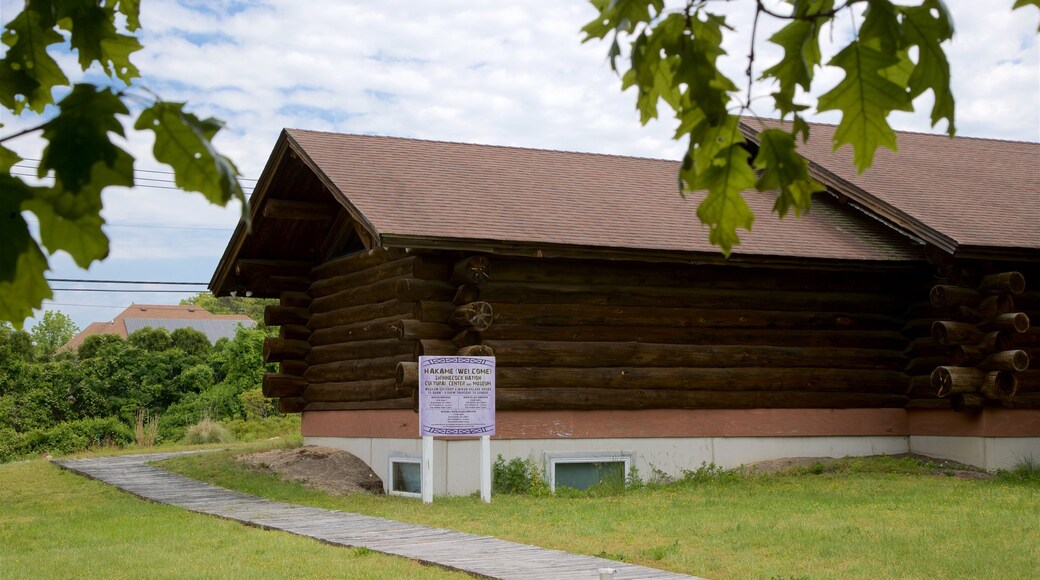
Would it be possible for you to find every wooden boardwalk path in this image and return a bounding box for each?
[56,453,703,580]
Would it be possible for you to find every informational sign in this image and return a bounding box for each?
[419,356,496,436]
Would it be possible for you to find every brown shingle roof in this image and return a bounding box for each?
[743,118,1040,254]
[286,129,919,262]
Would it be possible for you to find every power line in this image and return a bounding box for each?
[9,170,255,195]
[11,159,260,183]
[46,278,208,285]
[50,288,203,293]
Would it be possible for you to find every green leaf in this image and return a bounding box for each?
[0,7,69,113]
[0,176,52,327]
[761,0,834,117]
[56,0,141,83]
[692,144,757,255]
[817,40,914,171]
[134,102,246,208]
[900,0,955,134]
[40,84,130,193]
[753,129,824,218]
[0,143,21,172]
[110,0,142,31]
[23,151,131,269]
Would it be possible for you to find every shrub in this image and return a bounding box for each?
[221,415,300,442]
[183,418,236,445]
[1,417,134,461]
[995,457,1040,485]
[492,455,548,495]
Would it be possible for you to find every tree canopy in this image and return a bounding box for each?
[1,0,245,327]
[583,0,1039,253]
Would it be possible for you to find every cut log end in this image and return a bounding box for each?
[980,370,1019,399]
[931,366,984,398]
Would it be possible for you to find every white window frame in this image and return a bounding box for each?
[545,451,634,493]
[387,453,422,498]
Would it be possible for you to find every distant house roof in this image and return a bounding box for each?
[62,304,255,351]
[211,121,1039,297]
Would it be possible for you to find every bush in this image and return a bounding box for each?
[183,418,236,445]
[0,417,134,461]
[221,415,300,442]
[996,457,1040,485]
[492,455,549,495]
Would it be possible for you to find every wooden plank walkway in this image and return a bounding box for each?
[55,453,703,580]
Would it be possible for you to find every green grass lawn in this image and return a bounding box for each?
[158,446,1040,579]
[0,457,466,579]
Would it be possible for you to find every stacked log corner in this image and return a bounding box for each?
[922,270,1032,411]
[263,290,312,414]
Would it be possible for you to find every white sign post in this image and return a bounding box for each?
[419,356,496,504]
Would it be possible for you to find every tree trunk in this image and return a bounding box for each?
[304,354,410,383]
[308,338,414,365]
[278,396,307,413]
[262,374,306,398]
[450,301,494,331]
[978,350,1030,372]
[491,388,907,410]
[308,299,415,330]
[311,248,409,279]
[929,285,979,308]
[979,371,1018,399]
[264,305,309,326]
[451,256,491,285]
[309,315,404,346]
[931,366,984,397]
[263,337,310,363]
[388,319,455,340]
[978,272,1025,295]
[457,345,495,356]
[304,379,401,402]
[931,321,983,345]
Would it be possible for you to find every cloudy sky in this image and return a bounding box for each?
[3,0,1038,332]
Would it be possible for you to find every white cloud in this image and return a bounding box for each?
[2,0,1037,330]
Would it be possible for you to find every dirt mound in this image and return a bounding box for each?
[238,446,384,495]
[742,453,993,479]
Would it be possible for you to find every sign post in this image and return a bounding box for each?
[419,356,496,504]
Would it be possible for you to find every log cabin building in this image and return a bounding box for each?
[210,120,1039,495]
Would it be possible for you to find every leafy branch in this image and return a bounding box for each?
[0,0,247,326]
[584,0,1036,254]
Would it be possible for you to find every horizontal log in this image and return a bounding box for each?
[979,350,1030,372]
[906,375,938,398]
[415,339,456,358]
[263,337,310,363]
[263,199,338,221]
[309,315,404,346]
[979,312,1030,334]
[262,373,307,398]
[453,284,481,306]
[396,362,417,389]
[904,356,946,375]
[951,393,985,412]
[311,248,410,280]
[451,256,490,285]
[931,321,983,345]
[1017,370,1040,393]
[482,340,907,370]
[905,300,949,320]
[450,302,494,331]
[490,303,902,330]
[452,330,483,347]
[978,295,1015,318]
[278,396,307,413]
[279,324,310,341]
[308,339,414,365]
[310,278,400,312]
[978,272,1025,295]
[929,285,979,308]
[479,325,907,349]
[903,338,946,359]
[458,345,494,356]
[979,371,1018,399]
[303,379,401,402]
[309,256,451,299]
[308,299,415,330]
[279,360,308,377]
[415,301,456,323]
[490,257,908,294]
[946,345,983,367]
[478,282,903,313]
[395,365,908,393]
[304,354,409,383]
[492,388,908,411]
[979,331,1015,352]
[304,398,413,411]
[931,366,983,397]
[388,319,455,340]
[279,291,312,309]
[265,305,309,327]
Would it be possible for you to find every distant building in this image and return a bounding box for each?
[62,304,256,351]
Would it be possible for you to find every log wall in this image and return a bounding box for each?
[262,249,1040,413]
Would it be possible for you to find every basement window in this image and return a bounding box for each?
[387,454,421,498]
[546,452,634,493]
